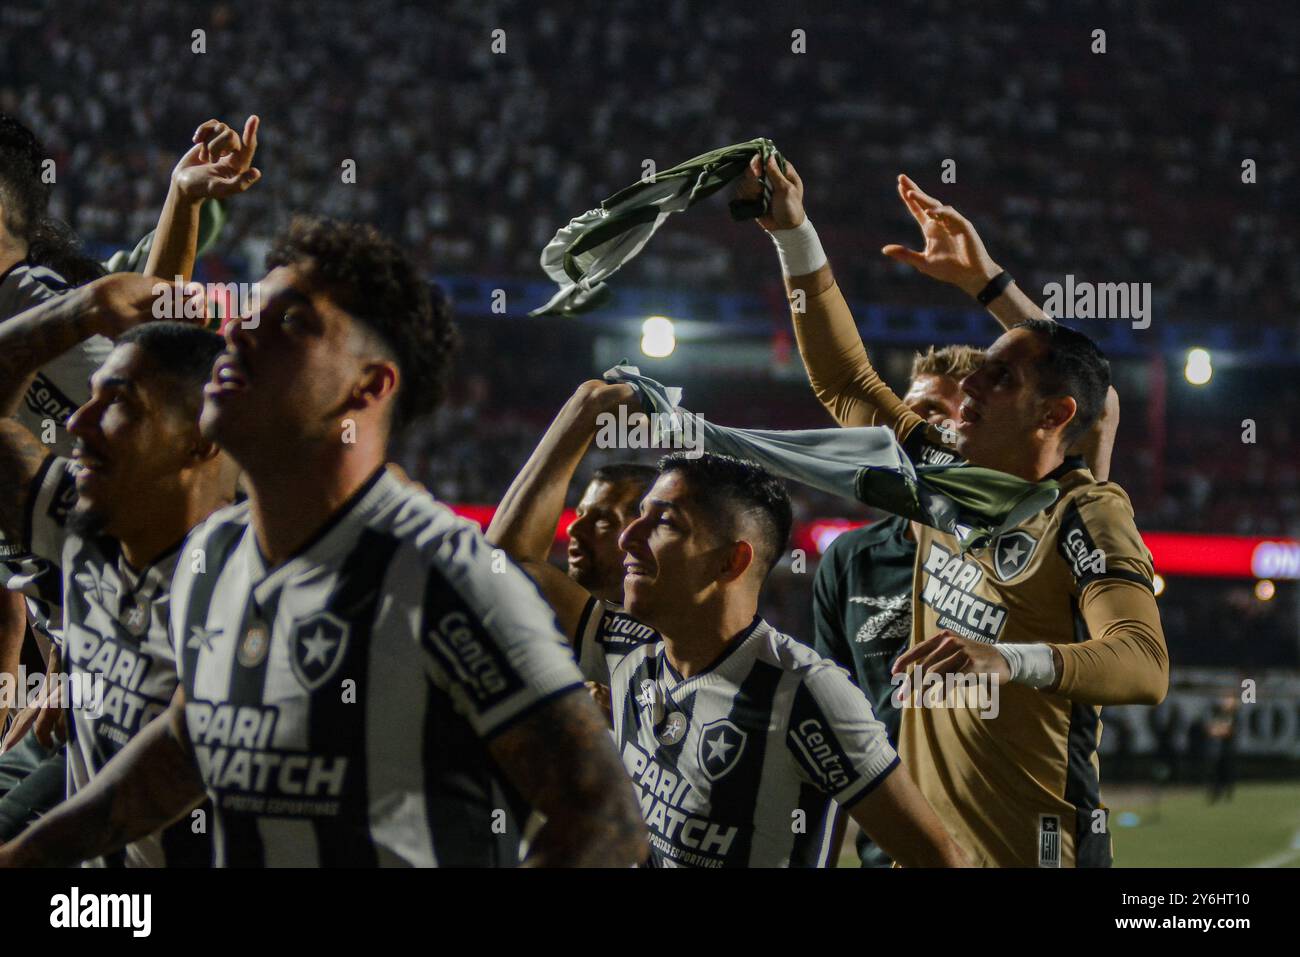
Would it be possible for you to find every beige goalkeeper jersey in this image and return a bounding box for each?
[791,279,1168,867]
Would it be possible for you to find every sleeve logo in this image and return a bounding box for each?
[1059,513,1108,583]
[423,610,524,709]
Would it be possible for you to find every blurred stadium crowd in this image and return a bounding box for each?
[3,0,1297,332]
[1,0,1296,719]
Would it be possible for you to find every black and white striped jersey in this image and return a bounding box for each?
[20,456,210,868]
[0,260,113,641]
[575,600,900,868]
[169,467,586,867]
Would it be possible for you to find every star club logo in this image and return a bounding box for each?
[289,612,350,691]
[993,530,1038,582]
[697,718,747,782]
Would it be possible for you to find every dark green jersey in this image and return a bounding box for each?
[811,513,916,867]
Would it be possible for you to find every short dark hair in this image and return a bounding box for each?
[266,216,460,430]
[116,322,225,420]
[1011,318,1111,445]
[591,462,658,499]
[656,452,792,578]
[0,113,104,285]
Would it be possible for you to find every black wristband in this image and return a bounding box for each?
[975,271,1014,306]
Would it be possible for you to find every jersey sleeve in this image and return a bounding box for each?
[1052,485,1169,705]
[419,525,586,740]
[786,661,899,807]
[0,454,77,566]
[791,281,928,443]
[572,597,661,686]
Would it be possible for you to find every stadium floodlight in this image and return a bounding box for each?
[1254,579,1276,601]
[1152,573,1166,596]
[1184,348,1212,385]
[641,316,676,358]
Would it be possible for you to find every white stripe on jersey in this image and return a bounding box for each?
[170,467,585,867]
[580,601,899,868]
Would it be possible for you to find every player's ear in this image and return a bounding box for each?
[717,540,754,583]
[351,360,400,411]
[1040,394,1077,435]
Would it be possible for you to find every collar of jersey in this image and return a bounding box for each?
[0,259,25,287]
[114,536,185,602]
[657,615,764,696]
[1045,454,1088,482]
[245,465,398,599]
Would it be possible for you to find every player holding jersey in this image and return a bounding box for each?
[488,381,967,867]
[748,155,1166,866]
[0,217,646,868]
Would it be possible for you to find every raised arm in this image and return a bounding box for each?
[144,116,261,284]
[881,175,1120,478]
[486,379,635,638]
[0,687,206,867]
[881,174,1043,331]
[741,155,926,440]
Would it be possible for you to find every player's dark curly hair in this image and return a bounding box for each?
[0,113,105,286]
[1012,318,1111,445]
[657,452,792,578]
[266,216,459,431]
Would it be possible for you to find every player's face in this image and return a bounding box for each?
[618,472,725,629]
[202,264,387,464]
[902,373,963,428]
[955,328,1053,467]
[66,344,201,537]
[566,479,644,602]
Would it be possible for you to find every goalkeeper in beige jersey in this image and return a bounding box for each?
[739,155,1167,866]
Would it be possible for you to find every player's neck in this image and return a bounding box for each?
[242,448,386,567]
[0,239,25,276]
[117,494,205,572]
[987,444,1066,483]
[659,599,758,679]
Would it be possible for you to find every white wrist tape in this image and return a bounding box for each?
[769,218,827,278]
[995,643,1057,690]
